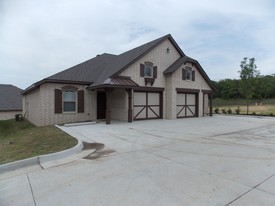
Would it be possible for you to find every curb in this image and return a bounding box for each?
[0,127,83,174]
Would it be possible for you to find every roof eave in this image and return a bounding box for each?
[21,79,93,95]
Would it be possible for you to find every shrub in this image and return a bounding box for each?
[221,109,227,114]
[252,112,256,115]
[270,113,274,116]
[235,107,241,114]
[227,108,232,114]
[214,108,219,114]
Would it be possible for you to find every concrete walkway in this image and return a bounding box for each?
[1,116,275,205]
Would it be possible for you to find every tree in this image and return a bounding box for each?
[238,57,260,114]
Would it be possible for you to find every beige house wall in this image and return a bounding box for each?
[24,83,96,126]
[0,111,22,120]
[111,89,128,121]
[39,83,95,126]
[120,39,212,119]
[120,39,181,119]
[23,88,41,125]
[120,39,181,88]
[170,62,212,118]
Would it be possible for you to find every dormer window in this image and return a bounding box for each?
[182,66,195,81]
[144,64,153,78]
[186,67,192,80]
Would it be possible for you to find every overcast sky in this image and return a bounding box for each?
[1,0,275,89]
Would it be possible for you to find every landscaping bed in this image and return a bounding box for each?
[213,98,275,116]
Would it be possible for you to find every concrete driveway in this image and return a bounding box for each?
[1,115,275,206]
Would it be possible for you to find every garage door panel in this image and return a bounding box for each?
[134,92,161,120]
[186,94,195,105]
[177,106,186,117]
[134,107,146,119]
[148,106,160,118]
[177,93,185,105]
[148,93,159,105]
[186,106,196,116]
[177,92,197,118]
[134,92,146,105]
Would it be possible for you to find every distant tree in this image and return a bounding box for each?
[238,57,260,114]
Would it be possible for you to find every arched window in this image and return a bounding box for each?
[63,90,76,112]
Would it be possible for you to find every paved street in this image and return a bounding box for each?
[1,116,275,205]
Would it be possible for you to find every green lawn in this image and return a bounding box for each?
[213,98,275,115]
[0,119,77,165]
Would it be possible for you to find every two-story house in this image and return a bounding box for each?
[22,34,215,126]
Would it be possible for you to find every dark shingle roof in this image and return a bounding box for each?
[0,84,22,111]
[47,34,177,84]
[22,34,215,93]
[22,34,178,94]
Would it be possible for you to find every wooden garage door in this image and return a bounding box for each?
[177,93,198,118]
[134,92,161,120]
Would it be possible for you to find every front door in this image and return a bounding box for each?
[97,92,106,119]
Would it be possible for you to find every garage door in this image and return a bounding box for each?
[177,93,198,118]
[134,92,161,120]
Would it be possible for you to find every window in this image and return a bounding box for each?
[186,68,192,80]
[182,67,195,81]
[63,90,76,112]
[144,64,153,78]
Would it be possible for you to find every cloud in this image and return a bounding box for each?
[0,0,274,89]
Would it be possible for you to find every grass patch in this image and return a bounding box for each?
[213,98,275,115]
[0,119,77,165]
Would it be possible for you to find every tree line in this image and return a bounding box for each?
[213,57,275,100]
[213,74,275,99]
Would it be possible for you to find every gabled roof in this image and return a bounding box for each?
[0,84,22,111]
[22,34,215,94]
[164,56,216,91]
[22,34,182,94]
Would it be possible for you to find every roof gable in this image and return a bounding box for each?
[22,34,215,93]
[0,84,22,111]
[164,56,216,91]
[111,34,185,77]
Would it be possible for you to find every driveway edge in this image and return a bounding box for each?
[0,126,83,174]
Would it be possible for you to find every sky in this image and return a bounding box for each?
[1,0,275,90]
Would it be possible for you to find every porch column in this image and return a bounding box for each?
[126,89,133,122]
[105,88,113,124]
[209,94,213,117]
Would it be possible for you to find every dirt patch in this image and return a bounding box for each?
[83,149,116,160]
[82,142,116,160]
[82,142,104,150]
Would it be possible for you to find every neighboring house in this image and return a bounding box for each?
[22,34,215,126]
[0,84,22,120]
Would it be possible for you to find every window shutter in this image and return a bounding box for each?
[54,89,62,114]
[182,69,186,80]
[192,70,195,81]
[153,66,157,78]
[77,90,84,113]
[140,64,145,77]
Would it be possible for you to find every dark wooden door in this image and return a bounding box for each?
[97,92,106,119]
